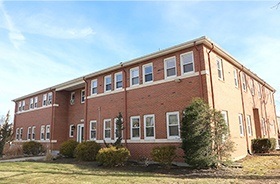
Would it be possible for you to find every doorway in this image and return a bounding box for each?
[77,124,84,143]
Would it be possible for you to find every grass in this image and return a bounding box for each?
[0,154,279,184]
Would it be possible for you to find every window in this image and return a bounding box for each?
[246,115,253,136]
[30,98,34,109]
[180,52,194,74]
[164,56,177,78]
[130,116,140,139]
[221,111,229,129]
[81,90,85,103]
[40,125,45,140]
[32,126,36,140]
[130,67,139,86]
[90,120,97,140]
[114,118,123,140]
[238,114,244,136]
[18,101,22,112]
[115,72,123,90]
[16,128,19,140]
[46,125,50,140]
[241,73,247,92]
[20,128,23,140]
[166,112,180,139]
[22,100,25,111]
[143,63,153,83]
[91,80,98,95]
[216,57,224,80]
[43,94,47,106]
[261,118,266,136]
[69,125,74,137]
[144,114,155,139]
[104,75,112,92]
[70,92,75,104]
[47,92,52,105]
[34,97,38,108]
[250,79,255,96]
[27,127,31,140]
[104,119,111,140]
[233,69,238,88]
[258,83,261,99]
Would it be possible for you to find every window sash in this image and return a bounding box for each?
[91,80,98,95]
[181,52,194,74]
[143,64,153,83]
[40,126,45,140]
[46,125,50,140]
[90,121,97,140]
[233,69,238,88]
[167,112,179,138]
[238,114,244,136]
[104,120,111,139]
[131,116,140,139]
[34,97,38,108]
[144,115,155,138]
[105,76,112,91]
[165,57,176,78]
[217,58,223,80]
[81,90,85,103]
[130,68,139,86]
[246,116,252,136]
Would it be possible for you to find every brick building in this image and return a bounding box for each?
[12,36,279,161]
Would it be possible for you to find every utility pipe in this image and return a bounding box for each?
[207,43,215,108]
[194,41,204,99]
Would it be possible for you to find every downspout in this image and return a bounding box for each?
[83,77,88,141]
[207,43,215,108]
[50,89,56,152]
[194,41,204,99]
[121,64,128,147]
[238,67,251,154]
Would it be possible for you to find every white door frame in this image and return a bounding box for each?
[77,123,84,143]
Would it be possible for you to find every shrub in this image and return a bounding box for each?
[59,140,78,158]
[252,138,276,153]
[22,141,44,156]
[3,144,23,158]
[74,141,101,161]
[96,146,130,167]
[151,145,177,168]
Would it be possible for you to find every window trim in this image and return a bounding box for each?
[130,116,140,140]
[144,114,155,140]
[142,63,153,84]
[130,67,139,86]
[166,111,180,139]
[216,57,224,80]
[91,79,98,95]
[104,119,111,141]
[46,125,50,140]
[164,56,177,79]
[81,90,85,103]
[238,114,244,137]
[89,120,97,140]
[114,72,123,90]
[104,75,112,92]
[69,124,74,138]
[180,51,194,75]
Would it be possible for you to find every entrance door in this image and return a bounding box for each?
[77,124,84,143]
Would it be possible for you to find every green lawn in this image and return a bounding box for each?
[0,154,279,184]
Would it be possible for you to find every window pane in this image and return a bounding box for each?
[132,119,139,127]
[91,131,96,139]
[146,127,154,137]
[145,66,152,74]
[132,77,139,85]
[169,126,179,136]
[166,59,175,68]
[116,74,122,81]
[183,63,194,73]
[106,84,111,91]
[106,77,111,84]
[169,114,178,125]
[167,68,175,77]
[132,69,139,78]
[146,117,154,127]
[132,129,139,137]
[145,74,152,82]
[105,130,110,138]
[105,121,110,128]
[182,53,193,64]
[116,81,123,88]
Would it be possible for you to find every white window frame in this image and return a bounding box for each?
[22,100,25,111]
[18,101,22,112]
[40,125,45,140]
[32,126,36,140]
[130,67,139,86]
[241,73,247,92]
[166,111,180,139]
[91,79,98,95]
[144,114,155,140]
[216,57,224,80]
[30,98,34,109]
[89,120,97,140]
[81,90,85,103]
[238,114,244,137]
[34,97,38,108]
[115,72,123,90]
[104,75,112,92]
[46,125,50,140]
[233,69,238,88]
[47,92,52,105]
[70,92,75,105]
[164,56,177,79]
[27,127,31,140]
[246,115,253,136]
[42,94,47,106]
[20,127,23,140]
[180,51,194,75]
[104,119,111,141]
[69,124,74,137]
[221,111,229,129]
[143,63,153,83]
[130,116,140,140]
[114,118,123,141]
[16,128,19,140]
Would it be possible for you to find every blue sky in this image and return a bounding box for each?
[0,1,280,120]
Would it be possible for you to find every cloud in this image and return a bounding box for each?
[0,2,25,48]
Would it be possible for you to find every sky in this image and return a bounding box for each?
[0,1,280,121]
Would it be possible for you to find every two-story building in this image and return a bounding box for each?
[12,36,279,161]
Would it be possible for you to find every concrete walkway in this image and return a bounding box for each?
[0,156,45,163]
